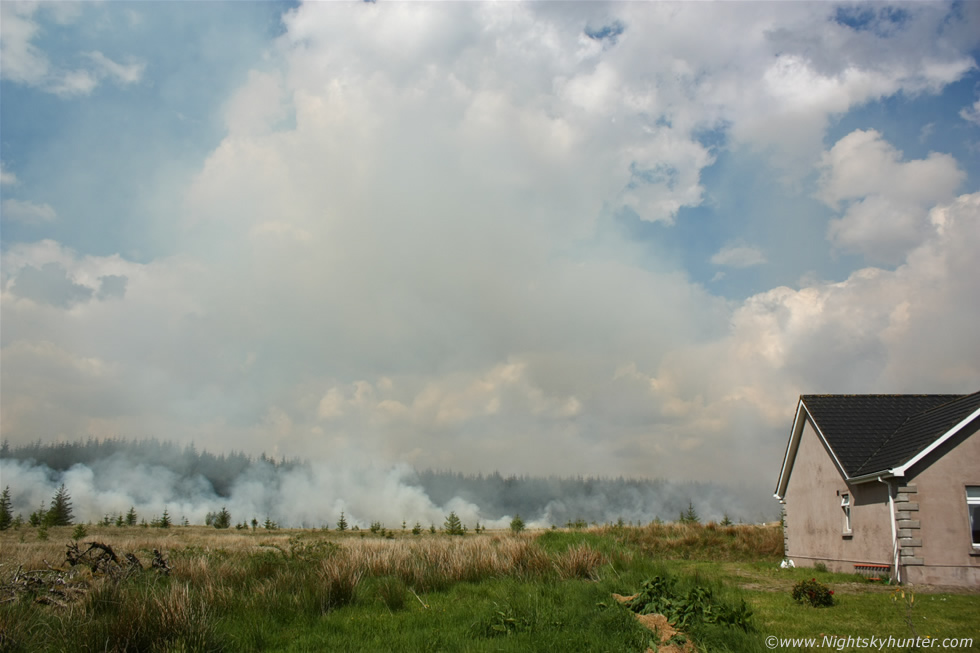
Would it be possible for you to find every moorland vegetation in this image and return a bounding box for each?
[1,520,976,652]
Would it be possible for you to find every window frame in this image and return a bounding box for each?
[967,486,980,549]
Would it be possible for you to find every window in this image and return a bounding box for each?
[841,493,851,534]
[968,487,980,548]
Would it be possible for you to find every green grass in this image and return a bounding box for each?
[241,578,649,653]
[1,524,977,652]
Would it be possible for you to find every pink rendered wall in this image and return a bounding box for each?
[784,419,892,572]
[901,419,980,587]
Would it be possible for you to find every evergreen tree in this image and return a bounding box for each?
[47,484,74,526]
[29,502,46,527]
[443,511,464,535]
[214,507,231,529]
[115,514,124,527]
[0,486,12,531]
[126,506,137,526]
[680,502,700,525]
[510,514,525,534]
[159,508,172,528]
[336,511,348,532]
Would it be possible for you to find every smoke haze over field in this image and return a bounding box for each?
[2,2,979,508]
[0,441,773,528]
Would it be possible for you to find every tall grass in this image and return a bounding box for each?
[611,521,784,561]
[0,522,786,652]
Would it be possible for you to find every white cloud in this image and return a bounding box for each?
[0,5,143,97]
[0,3,49,85]
[0,163,19,186]
[711,243,766,269]
[961,98,980,126]
[47,68,100,97]
[1,198,57,224]
[818,129,965,263]
[85,51,145,85]
[632,192,980,479]
[2,1,979,497]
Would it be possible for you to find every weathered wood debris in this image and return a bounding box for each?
[0,541,170,607]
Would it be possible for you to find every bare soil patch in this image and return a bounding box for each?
[613,593,695,653]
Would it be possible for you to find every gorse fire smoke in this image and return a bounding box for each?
[0,439,772,529]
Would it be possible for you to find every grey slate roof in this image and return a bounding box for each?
[801,392,980,478]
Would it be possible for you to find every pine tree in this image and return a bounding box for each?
[126,507,137,526]
[443,511,464,535]
[680,502,700,525]
[47,484,74,526]
[29,502,46,527]
[336,511,348,532]
[510,514,525,534]
[0,486,12,531]
[214,507,231,529]
[159,508,172,528]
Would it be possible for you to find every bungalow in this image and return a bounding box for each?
[774,392,980,588]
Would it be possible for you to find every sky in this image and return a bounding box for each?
[2,0,980,505]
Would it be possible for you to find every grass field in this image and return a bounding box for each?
[1,523,976,652]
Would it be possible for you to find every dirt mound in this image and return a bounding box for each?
[612,593,695,653]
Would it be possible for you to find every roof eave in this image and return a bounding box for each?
[774,397,857,500]
[847,470,898,484]
[774,399,807,500]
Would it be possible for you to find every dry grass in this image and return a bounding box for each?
[0,522,789,652]
[608,522,784,561]
[0,527,561,608]
[553,543,607,580]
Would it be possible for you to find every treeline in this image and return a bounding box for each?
[411,469,738,526]
[1,438,298,498]
[0,438,763,526]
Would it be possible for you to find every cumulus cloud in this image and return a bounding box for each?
[818,129,965,263]
[2,1,978,506]
[642,192,980,479]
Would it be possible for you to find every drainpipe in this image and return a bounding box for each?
[879,476,900,585]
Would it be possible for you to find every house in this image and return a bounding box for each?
[774,392,980,588]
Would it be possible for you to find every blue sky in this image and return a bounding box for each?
[2,1,979,501]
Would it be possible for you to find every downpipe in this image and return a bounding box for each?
[879,476,901,585]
